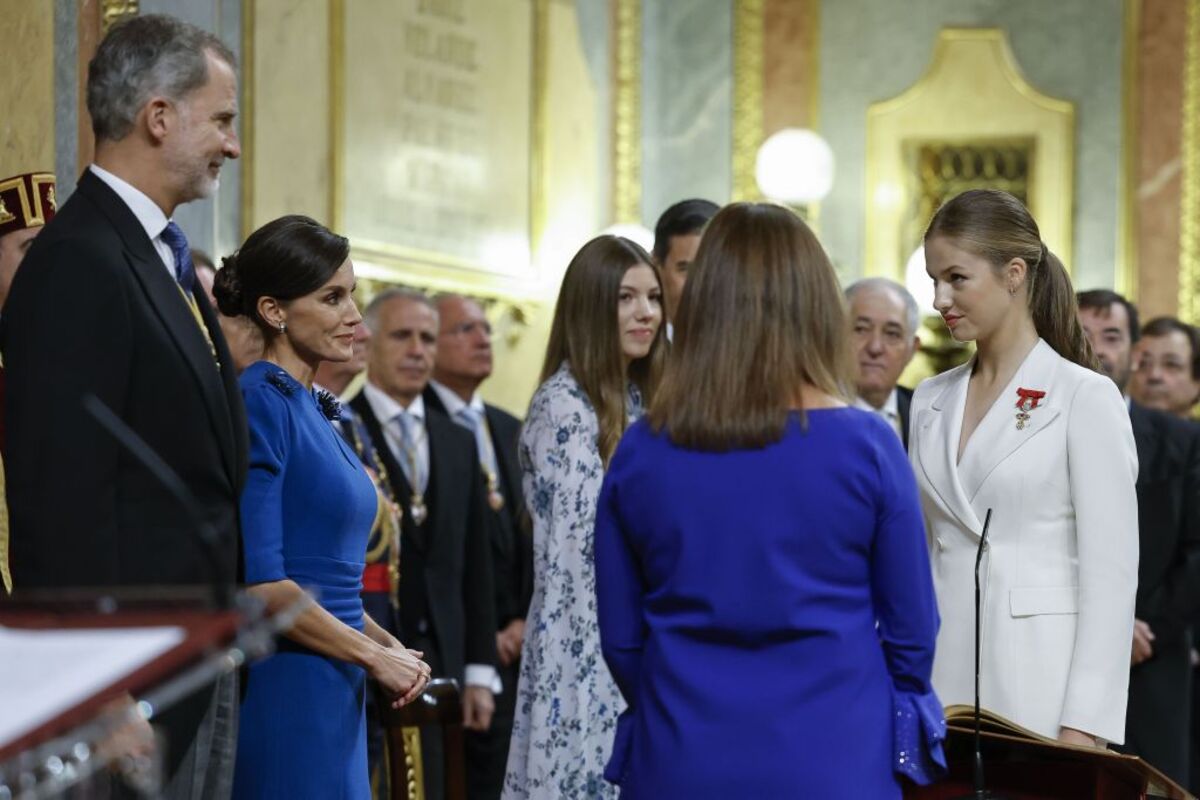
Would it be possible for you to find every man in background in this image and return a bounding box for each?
[1131,317,1200,420]
[351,288,498,800]
[424,293,530,799]
[1078,290,1200,786]
[651,198,719,332]
[845,278,920,448]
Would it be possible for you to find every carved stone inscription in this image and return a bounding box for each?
[343,0,532,273]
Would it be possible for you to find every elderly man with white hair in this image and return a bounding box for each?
[845,278,921,449]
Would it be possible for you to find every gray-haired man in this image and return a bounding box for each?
[845,278,921,449]
[2,15,245,798]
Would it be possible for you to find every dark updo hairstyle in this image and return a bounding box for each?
[924,189,1096,370]
[213,214,350,332]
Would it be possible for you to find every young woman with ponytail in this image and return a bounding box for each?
[910,189,1138,748]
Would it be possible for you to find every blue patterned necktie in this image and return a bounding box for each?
[159,220,196,294]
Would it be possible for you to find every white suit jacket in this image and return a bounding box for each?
[910,339,1138,743]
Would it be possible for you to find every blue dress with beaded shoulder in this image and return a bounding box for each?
[232,361,379,799]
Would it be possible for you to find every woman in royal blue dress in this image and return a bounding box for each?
[594,203,947,797]
[217,215,431,798]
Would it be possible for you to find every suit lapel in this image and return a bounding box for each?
[957,340,1063,502]
[427,413,457,558]
[917,364,984,536]
[78,172,240,490]
[1129,402,1160,485]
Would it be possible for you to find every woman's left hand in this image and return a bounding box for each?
[1057,727,1101,748]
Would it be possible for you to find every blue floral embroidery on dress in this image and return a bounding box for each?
[504,363,644,799]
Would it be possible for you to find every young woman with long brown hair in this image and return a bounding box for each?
[912,189,1138,748]
[503,235,666,799]
[594,203,944,797]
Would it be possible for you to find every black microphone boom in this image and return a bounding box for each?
[954,508,1007,799]
[82,393,231,609]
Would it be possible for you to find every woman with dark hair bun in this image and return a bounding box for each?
[913,189,1138,748]
[224,215,431,798]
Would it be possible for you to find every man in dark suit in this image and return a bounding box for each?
[424,293,531,800]
[352,287,498,799]
[1078,289,1200,786]
[0,15,247,798]
[845,278,920,448]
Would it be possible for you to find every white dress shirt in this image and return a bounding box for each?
[855,387,903,441]
[89,164,178,280]
[363,381,499,693]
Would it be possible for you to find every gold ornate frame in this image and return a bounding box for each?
[611,0,641,224]
[865,28,1075,280]
[327,0,549,304]
[731,0,764,202]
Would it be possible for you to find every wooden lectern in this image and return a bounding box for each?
[905,707,1193,800]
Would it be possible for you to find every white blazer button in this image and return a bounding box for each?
[936,537,945,552]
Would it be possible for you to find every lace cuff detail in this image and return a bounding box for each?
[894,688,947,785]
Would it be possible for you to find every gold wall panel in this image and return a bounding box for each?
[0,0,55,179]
[731,0,764,202]
[1179,0,1200,324]
[865,28,1075,280]
[611,0,641,224]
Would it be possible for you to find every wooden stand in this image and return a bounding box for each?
[905,724,1193,800]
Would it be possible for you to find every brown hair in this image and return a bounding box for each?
[925,189,1095,369]
[648,203,853,451]
[539,235,667,465]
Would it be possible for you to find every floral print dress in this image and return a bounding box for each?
[503,363,643,799]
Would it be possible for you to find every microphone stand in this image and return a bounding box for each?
[83,394,231,609]
[955,508,1007,799]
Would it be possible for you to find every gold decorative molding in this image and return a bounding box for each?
[530,0,550,249]
[732,0,765,202]
[239,0,255,240]
[865,28,1075,280]
[1179,0,1200,324]
[611,0,641,223]
[1117,0,1139,300]
[100,0,137,33]
[329,0,345,232]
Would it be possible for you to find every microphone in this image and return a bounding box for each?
[956,508,1006,799]
[82,393,232,609]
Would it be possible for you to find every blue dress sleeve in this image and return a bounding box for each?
[595,435,645,702]
[869,422,947,785]
[240,384,291,584]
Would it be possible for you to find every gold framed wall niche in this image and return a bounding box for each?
[865,28,1075,281]
[331,0,546,302]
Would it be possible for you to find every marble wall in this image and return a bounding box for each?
[819,0,1125,292]
[640,0,733,228]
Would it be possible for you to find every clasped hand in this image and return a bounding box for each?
[371,644,432,709]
